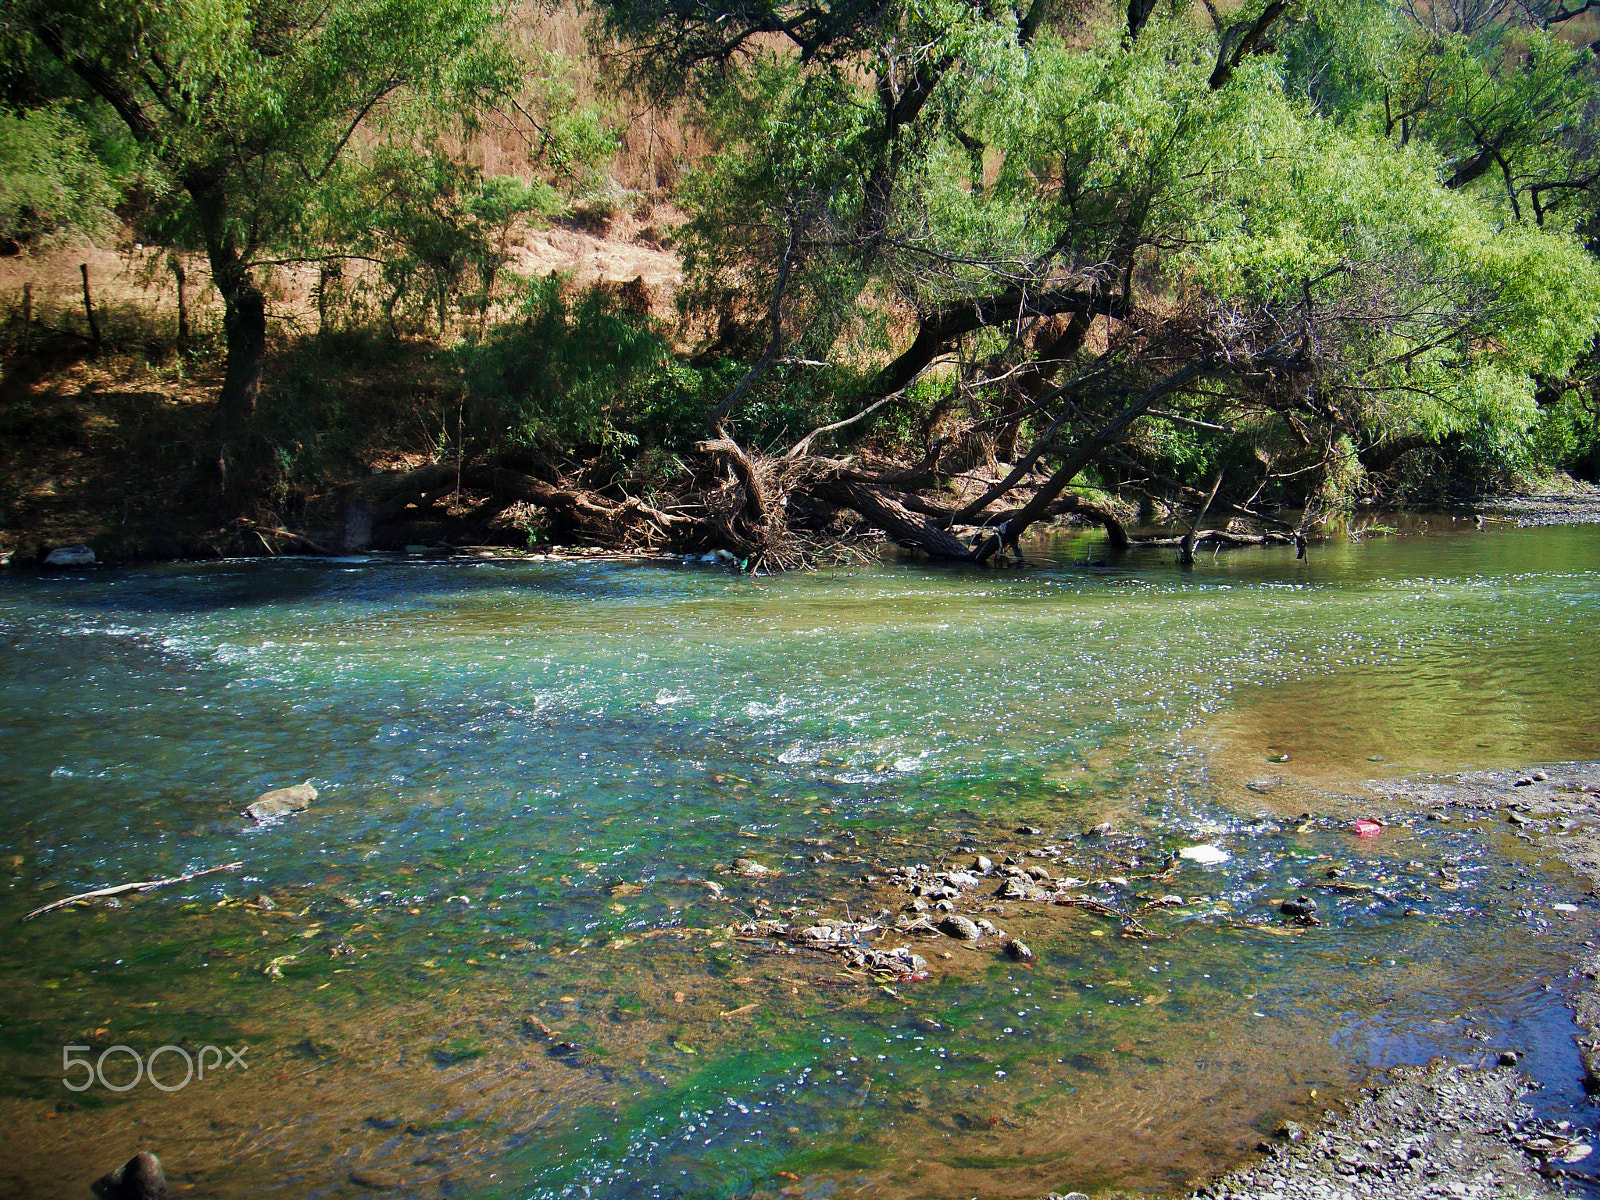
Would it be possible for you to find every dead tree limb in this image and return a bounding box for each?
[977,355,1217,561]
[24,862,243,920]
[788,394,900,458]
[1179,471,1223,565]
[812,478,974,559]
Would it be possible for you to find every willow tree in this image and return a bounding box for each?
[583,0,1600,561]
[5,0,515,477]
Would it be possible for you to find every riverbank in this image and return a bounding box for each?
[1190,1061,1565,1199]
[1484,480,1600,526]
[1191,762,1600,1200]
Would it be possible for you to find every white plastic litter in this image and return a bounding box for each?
[1178,844,1232,865]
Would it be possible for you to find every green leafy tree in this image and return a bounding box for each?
[591,0,1600,557]
[5,0,515,476]
[0,105,118,247]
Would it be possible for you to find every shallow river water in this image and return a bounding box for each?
[0,516,1597,1200]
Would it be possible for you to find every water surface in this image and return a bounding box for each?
[0,517,1596,1199]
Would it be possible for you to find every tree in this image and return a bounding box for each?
[5,0,515,479]
[573,0,1600,563]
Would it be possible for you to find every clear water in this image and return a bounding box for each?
[0,517,1596,1199]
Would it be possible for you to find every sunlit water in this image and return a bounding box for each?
[0,517,1596,1199]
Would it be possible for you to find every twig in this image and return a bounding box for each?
[23,862,244,920]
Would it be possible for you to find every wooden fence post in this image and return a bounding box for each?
[80,263,101,347]
[170,254,189,352]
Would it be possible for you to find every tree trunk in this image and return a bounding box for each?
[217,283,266,427]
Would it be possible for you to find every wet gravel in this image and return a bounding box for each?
[1187,762,1600,1200]
[1482,481,1600,526]
[1192,1062,1566,1199]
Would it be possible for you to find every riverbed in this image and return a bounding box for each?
[0,516,1596,1199]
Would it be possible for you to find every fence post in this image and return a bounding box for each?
[170,254,189,353]
[80,263,101,347]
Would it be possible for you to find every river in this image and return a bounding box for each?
[0,515,1596,1199]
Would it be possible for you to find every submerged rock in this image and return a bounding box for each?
[732,858,770,876]
[92,1151,165,1200]
[246,781,317,821]
[939,914,981,941]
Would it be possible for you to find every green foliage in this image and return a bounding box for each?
[0,106,117,246]
[333,145,561,335]
[8,0,520,297]
[458,278,670,450]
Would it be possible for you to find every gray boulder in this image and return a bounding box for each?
[45,544,96,568]
[246,781,317,821]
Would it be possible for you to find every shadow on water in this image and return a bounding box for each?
[0,516,1595,1198]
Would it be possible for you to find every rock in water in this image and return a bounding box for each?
[995,876,1042,900]
[93,1151,165,1200]
[1178,844,1231,865]
[1279,895,1318,918]
[1005,940,1034,961]
[45,544,96,568]
[732,858,770,876]
[245,782,317,821]
[938,914,981,941]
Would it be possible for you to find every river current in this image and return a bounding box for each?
[0,516,1596,1199]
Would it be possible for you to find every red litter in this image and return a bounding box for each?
[1353,819,1383,837]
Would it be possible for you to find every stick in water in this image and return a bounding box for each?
[22,862,244,921]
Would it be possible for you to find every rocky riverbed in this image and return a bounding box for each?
[1191,1062,1569,1199]
[1188,762,1600,1200]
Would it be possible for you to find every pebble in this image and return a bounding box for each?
[1196,1061,1564,1199]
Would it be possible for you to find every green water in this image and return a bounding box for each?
[0,517,1596,1199]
